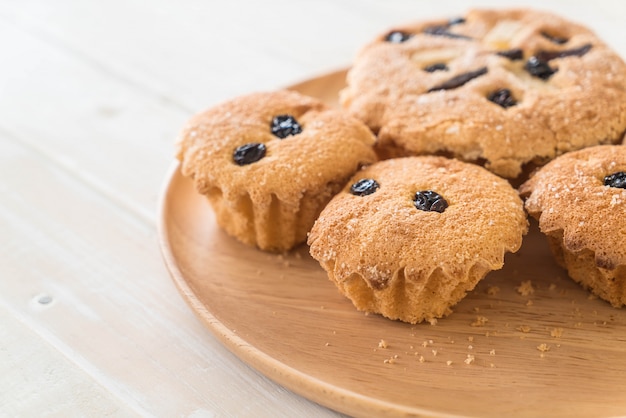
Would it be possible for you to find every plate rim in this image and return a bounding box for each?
[156,160,447,418]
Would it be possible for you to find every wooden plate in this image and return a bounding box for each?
[158,70,626,418]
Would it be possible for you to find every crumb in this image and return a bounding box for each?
[294,252,302,260]
[464,354,475,365]
[446,360,453,366]
[485,332,491,337]
[588,293,598,301]
[548,283,557,291]
[574,322,583,328]
[489,349,496,356]
[419,355,425,363]
[320,305,325,310]
[490,363,496,368]
[471,316,488,327]
[526,300,534,306]
[473,307,480,313]
[537,343,551,352]
[468,345,473,350]
[516,325,531,333]
[432,349,438,356]
[325,342,330,347]
[384,354,399,364]
[550,328,564,338]
[333,330,336,335]
[409,345,414,350]
[428,318,438,326]
[468,336,474,342]
[422,341,429,348]
[378,339,388,349]
[486,286,500,296]
[516,280,535,296]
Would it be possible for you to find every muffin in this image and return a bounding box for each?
[520,145,626,307]
[340,8,626,180]
[176,90,378,252]
[308,156,528,323]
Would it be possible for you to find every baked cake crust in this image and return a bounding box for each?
[176,90,378,251]
[341,8,626,179]
[520,145,626,306]
[308,156,528,323]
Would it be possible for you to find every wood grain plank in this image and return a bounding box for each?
[0,134,341,417]
[0,306,138,417]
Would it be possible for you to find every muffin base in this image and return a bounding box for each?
[207,183,342,252]
[319,260,493,324]
[546,231,626,307]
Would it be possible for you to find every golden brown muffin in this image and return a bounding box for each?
[176,90,378,252]
[520,145,626,307]
[341,8,626,180]
[308,156,528,323]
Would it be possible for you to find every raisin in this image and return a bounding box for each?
[233,143,266,166]
[448,17,466,25]
[350,179,380,196]
[413,190,448,213]
[423,25,472,40]
[427,67,488,92]
[524,57,556,80]
[496,48,524,61]
[424,63,449,72]
[385,31,412,43]
[604,171,626,189]
[535,44,592,62]
[488,88,517,108]
[541,31,568,45]
[271,115,302,139]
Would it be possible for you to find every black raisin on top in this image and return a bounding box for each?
[496,48,524,61]
[233,143,266,166]
[423,25,472,40]
[448,16,466,26]
[350,178,380,196]
[536,43,593,62]
[385,30,413,43]
[271,114,302,139]
[541,31,569,45]
[413,190,448,213]
[423,62,449,73]
[427,67,488,92]
[524,57,557,80]
[604,171,626,189]
[488,88,517,108]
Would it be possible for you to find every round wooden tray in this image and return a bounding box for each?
[158,70,626,418]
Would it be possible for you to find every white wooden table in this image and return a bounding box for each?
[1,1,625,416]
